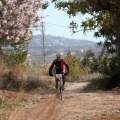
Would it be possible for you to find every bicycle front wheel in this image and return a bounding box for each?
[60,85,64,101]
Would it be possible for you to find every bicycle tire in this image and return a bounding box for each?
[57,81,64,101]
[60,85,64,101]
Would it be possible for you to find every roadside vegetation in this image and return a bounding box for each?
[0,48,119,94]
[0,0,120,95]
[0,58,53,92]
[52,0,120,92]
[1,0,120,119]
[0,57,54,119]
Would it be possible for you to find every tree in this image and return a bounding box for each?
[52,0,120,78]
[81,50,99,72]
[65,50,83,81]
[0,0,48,65]
[66,50,81,74]
[0,0,47,43]
[3,40,29,66]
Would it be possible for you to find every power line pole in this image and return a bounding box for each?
[40,22,46,66]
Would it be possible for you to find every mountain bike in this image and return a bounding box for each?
[55,74,64,101]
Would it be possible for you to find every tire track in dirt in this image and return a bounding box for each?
[43,100,61,120]
[37,98,61,120]
[9,82,120,120]
[9,96,62,120]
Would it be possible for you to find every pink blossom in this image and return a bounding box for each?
[0,1,3,6]
[0,0,47,42]
[4,30,8,35]
[14,37,20,43]
[6,36,10,40]
[0,34,2,38]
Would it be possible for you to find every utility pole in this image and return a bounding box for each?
[40,22,45,66]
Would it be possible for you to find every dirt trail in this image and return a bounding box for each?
[9,82,120,120]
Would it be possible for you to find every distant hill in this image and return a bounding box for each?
[29,35,96,48]
[28,35,101,63]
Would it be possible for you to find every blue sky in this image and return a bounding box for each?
[33,2,104,42]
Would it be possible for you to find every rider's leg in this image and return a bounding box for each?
[62,75,65,90]
[62,74,65,85]
[55,80,59,97]
[55,80,58,89]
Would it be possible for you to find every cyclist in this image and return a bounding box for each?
[49,53,69,91]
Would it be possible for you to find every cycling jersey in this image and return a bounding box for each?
[49,59,69,75]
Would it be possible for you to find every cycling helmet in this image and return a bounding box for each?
[56,52,62,58]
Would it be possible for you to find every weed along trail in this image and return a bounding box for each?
[8,82,120,120]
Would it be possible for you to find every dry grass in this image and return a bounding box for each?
[66,72,102,83]
[0,59,119,120]
[0,60,54,120]
[0,90,31,120]
[0,59,8,76]
[0,59,53,92]
[79,72,103,82]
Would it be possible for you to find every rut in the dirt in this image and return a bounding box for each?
[8,82,120,120]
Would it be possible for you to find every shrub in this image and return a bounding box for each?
[65,50,90,82]
[83,77,120,92]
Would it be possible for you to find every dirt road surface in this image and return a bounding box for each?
[9,82,120,120]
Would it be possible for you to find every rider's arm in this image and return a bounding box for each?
[62,59,69,75]
[65,64,69,75]
[49,64,54,76]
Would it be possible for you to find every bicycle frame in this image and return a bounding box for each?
[55,74,64,101]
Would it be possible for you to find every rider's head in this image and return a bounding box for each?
[56,53,62,61]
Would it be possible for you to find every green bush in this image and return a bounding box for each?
[1,69,53,92]
[1,71,22,92]
[0,97,2,107]
[24,76,50,92]
[83,77,119,92]
[65,50,90,82]
[5,50,28,66]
